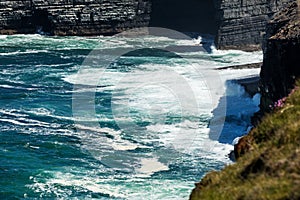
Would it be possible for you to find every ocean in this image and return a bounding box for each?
[0,31,262,199]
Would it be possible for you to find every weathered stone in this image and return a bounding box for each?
[260,1,300,112]
[0,0,151,35]
[0,0,297,50]
[215,0,296,50]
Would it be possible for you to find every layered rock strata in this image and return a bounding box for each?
[215,0,295,50]
[0,0,296,50]
[0,0,151,35]
[260,1,300,112]
[190,2,300,199]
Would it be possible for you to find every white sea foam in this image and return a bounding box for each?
[0,109,28,117]
[28,170,128,199]
[0,84,15,89]
[0,35,7,39]
[0,49,49,56]
[0,84,38,91]
[232,137,241,145]
[76,124,144,152]
[0,118,50,128]
[28,167,192,200]
[175,36,202,46]
[66,38,262,167]
[20,34,263,199]
[218,68,261,81]
[135,158,169,177]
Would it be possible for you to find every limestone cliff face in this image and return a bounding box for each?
[0,0,297,51]
[0,0,218,36]
[215,0,295,50]
[260,1,300,112]
[0,0,151,35]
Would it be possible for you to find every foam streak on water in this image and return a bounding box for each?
[0,34,262,199]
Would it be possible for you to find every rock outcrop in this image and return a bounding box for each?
[190,81,300,200]
[190,2,300,199]
[215,0,295,50]
[0,0,151,35]
[260,1,300,112]
[0,0,297,50]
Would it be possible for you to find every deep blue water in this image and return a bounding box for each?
[0,34,262,199]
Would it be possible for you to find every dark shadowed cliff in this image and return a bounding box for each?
[260,1,300,112]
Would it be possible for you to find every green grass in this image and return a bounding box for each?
[190,82,300,200]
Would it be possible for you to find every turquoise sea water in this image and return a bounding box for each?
[0,34,262,199]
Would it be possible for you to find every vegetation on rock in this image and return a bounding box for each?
[190,81,300,200]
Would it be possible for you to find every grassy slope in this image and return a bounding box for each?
[190,82,300,200]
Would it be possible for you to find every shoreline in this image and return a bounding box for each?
[234,76,260,97]
[218,62,262,96]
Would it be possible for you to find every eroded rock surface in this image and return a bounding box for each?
[0,0,151,35]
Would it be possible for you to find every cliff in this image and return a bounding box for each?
[190,2,300,199]
[215,0,295,50]
[0,0,218,36]
[0,0,151,35]
[0,0,296,50]
[260,1,300,112]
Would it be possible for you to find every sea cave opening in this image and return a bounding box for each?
[31,9,53,34]
[149,0,218,36]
